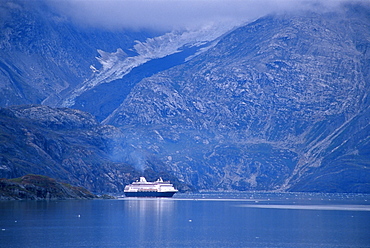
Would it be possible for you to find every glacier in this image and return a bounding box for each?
[61,23,238,108]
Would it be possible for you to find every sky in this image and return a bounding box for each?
[48,0,352,31]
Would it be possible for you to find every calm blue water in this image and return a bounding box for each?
[0,192,369,248]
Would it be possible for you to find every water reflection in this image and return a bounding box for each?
[124,198,175,212]
[123,198,175,245]
[0,193,369,248]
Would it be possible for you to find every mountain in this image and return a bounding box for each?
[104,5,370,192]
[0,1,369,193]
[64,25,234,122]
[0,0,159,107]
[0,0,230,119]
[0,105,191,193]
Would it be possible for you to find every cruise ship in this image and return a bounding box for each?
[124,177,178,197]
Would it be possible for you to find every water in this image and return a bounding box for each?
[0,192,369,248]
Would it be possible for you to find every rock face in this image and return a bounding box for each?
[0,174,97,200]
[0,0,225,117]
[0,105,190,193]
[0,0,154,107]
[104,6,370,192]
[0,1,369,193]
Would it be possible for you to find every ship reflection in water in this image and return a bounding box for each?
[124,197,175,214]
[124,198,176,244]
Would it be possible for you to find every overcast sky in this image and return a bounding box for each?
[49,0,353,31]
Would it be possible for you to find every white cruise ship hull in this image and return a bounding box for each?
[124,191,177,197]
[124,177,178,197]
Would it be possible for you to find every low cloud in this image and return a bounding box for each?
[48,0,355,31]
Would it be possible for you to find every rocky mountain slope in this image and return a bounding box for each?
[0,0,159,107]
[104,5,370,192]
[0,1,369,193]
[0,0,230,116]
[0,105,190,193]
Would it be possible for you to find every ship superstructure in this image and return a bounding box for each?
[124,177,178,197]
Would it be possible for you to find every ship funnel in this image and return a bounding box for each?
[139,177,147,182]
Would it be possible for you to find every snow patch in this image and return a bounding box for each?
[61,23,237,107]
